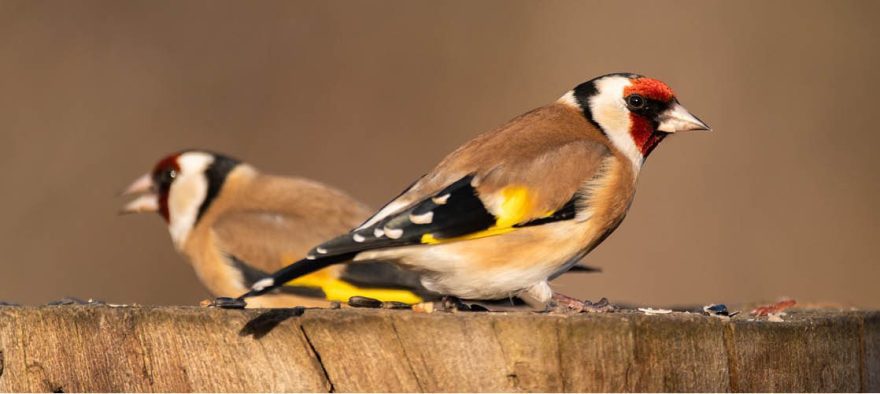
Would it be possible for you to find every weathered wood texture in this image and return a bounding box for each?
[0,306,876,392]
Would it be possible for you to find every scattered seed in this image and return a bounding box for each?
[412,302,435,314]
[767,313,785,322]
[210,297,247,309]
[751,299,796,316]
[381,301,411,310]
[638,307,673,315]
[348,296,382,308]
[702,303,739,318]
[47,297,87,306]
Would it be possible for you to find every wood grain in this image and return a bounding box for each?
[727,312,862,392]
[0,306,876,392]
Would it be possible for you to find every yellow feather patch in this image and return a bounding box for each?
[495,186,533,227]
[420,185,553,245]
[284,267,423,304]
[420,226,516,244]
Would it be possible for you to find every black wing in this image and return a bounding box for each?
[308,175,496,258]
[238,174,584,299]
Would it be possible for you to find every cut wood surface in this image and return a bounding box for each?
[0,306,876,392]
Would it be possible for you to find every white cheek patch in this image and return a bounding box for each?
[590,76,643,173]
[167,152,214,249]
[167,176,208,248]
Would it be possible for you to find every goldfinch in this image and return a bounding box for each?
[238,73,710,309]
[120,150,429,307]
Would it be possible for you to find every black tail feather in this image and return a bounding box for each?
[567,263,602,273]
[236,253,357,300]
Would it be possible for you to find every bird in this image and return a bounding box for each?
[236,72,711,310]
[119,150,431,307]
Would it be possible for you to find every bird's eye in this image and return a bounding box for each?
[155,168,177,190]
[626,94,645,109]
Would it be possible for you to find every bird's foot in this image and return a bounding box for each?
[550,292,585,313]
[433,296,488,312]
[549,293,616,314]
[582,297,616,313]
[440,296,469,312]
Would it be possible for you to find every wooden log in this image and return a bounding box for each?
[862,312,880,392]
[0,306,876,392]
[726,312,862,392]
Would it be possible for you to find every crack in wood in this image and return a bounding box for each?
[488,318,519,391]
[722,322,739,392]
[554,319,566,393]
[388,318,424,392]
[858,314,867,392]
[299,325,334,393]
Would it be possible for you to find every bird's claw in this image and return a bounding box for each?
[550,293,615,314]
[433,296,488,312]
[582,297,616,313]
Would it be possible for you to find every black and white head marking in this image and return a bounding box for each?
[558,73,645,172]
[166,151,239,248]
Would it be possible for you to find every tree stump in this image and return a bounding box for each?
[0,306,876,392]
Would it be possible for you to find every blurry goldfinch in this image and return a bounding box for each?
[120,150,429,307]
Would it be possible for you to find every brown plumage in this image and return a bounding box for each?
[184,166,372,307]
[383,104,620,224]
[121,151,427,307]
[240,73,710,309]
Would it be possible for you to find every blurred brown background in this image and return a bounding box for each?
[1,0,878,307]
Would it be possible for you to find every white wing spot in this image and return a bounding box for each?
[384,227,403,239]
[316,247,328,254]
[306,254,316,260]
[432,194,450,205]
[410,211,434,224]
[252,278,275,292]
[374,228,385,238]
[352,233,366,242]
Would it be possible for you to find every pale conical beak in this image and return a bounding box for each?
[119,173,159,214]
[120,194,159,214]
[119,173,153,196]
[657,102,711,133]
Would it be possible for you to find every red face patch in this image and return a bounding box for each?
[623,78,675,103]
[151,153,182,222]
[623,77,674,156]
[152,154,181,177]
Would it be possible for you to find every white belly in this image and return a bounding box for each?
[353,222,594,300]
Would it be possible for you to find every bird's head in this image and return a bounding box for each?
[120,150,240,248]
[561,73,710,168]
